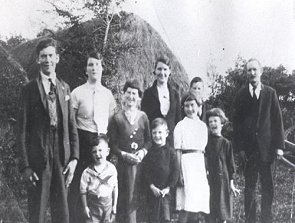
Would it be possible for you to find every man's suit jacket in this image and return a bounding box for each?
[233,84,285,162]
[199,102,211,123]
[141,80,181,143]
[17,75,79,173]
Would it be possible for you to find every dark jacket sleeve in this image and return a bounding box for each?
[227,141,236,180]
[174,90,181,126]
[143,112,152,151]
[67,84,79,161]
[271,89,285,150]
[17,85,30,171]
[108,115,122,157]
[232,89,243,153]
[168,148,180,188]
[141,88,153,121]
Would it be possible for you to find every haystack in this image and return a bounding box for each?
[0,44,27,121]
[0,45,28,222]
[11,13,189,98]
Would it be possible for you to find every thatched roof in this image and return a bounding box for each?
[11,13,189,98]
[0,45,28,121]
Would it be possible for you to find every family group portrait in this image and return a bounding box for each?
[1,0,295,223]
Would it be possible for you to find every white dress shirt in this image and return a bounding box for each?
[249,83,262,99]
[41,72,57,95]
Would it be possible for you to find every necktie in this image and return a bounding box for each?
[48,78,56,94]
[48,78,57,127]
[253,87,258,101]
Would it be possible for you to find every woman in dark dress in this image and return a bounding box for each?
[141,55,181,146]
[205,108,239,223]
[108,80,151,223]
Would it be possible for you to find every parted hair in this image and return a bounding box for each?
[36,38,59,55]
[123,79,143,98]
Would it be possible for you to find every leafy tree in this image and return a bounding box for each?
[207,57,295,141]
[43,0,135,94]
[6,34,27,48]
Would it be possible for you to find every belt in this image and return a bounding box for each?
[181,149,204,154]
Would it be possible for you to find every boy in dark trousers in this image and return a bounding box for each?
[144,118,179,223]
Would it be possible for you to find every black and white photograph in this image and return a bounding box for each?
[1,0,295,222]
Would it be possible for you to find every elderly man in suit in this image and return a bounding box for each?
[17,38,79,223]
[233,58,285,223]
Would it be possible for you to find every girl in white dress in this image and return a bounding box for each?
[174,93,210,223]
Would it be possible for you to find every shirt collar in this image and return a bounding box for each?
[41,71,57,85]
[249,82,261,92]
[86,81,103,91]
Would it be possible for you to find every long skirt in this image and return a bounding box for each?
[176,152,210,213]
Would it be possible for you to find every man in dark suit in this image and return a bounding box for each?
[17,38,79,223]
[189,76,211,123]
[233,58,285,223]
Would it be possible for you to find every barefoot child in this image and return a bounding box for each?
[205,108,239,223]
[80,134,118,223]
[144,118,179,223]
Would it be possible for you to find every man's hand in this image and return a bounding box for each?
[22,167,39,186]
[110,209,116,222]
[230,180,240,197]
[239,150,247,163]
[160,187,170,197]
[150,184,161,197]
[63,159,78,188]
[277,149,284,159]
[83,206,91,218]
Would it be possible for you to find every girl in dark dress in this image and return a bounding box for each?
[205,108,240,223]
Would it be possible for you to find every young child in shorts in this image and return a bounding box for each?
[80,134,118,223]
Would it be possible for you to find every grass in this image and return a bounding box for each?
[1,121,295,222]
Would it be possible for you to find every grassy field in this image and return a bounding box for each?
[1,122,295,223]
[1,159,295,222]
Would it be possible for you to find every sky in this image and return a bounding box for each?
[1,0,295,80]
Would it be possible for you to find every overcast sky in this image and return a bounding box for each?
[1,0,295,80]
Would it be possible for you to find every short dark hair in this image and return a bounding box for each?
[190,76,204,88]
[89,133,109,149]
[85,50,103,65]
[205,108,228,125]
[151,117,168,130]
[36,38,59,56]
[180,92,200,118]
[154,55,171,69]
[123,80,143,98]
[181,92,199,107]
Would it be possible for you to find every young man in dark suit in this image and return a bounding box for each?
[17,38,79,223]
[233,58,285,223]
